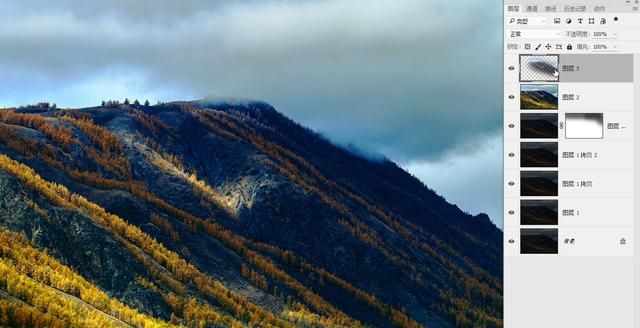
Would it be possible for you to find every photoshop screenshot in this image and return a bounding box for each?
[505,0,638,327]
[0,0,636,327]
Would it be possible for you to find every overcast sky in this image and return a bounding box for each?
[521,84,558,96]
[0,0,503,228]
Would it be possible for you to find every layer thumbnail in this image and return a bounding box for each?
[521,113,558,139]
[520,55,560,82]
[521,228,559,254]
[521,142,558,168]
[521,170,558,196]
[520,84,558,110]
[521,200,558,225]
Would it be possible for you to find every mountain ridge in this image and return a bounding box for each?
[0,99,502,328]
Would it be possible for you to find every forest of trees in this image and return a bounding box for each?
[0,111,74,150]
[0,153,309,328]
[150,213,181,242]
[0,147,377,327]
[0,110,131,180]
[60,115,131,178]
[0,104,501,328]
[0,154,280,327]
[143,143,236,217]
[188,106,502,328]
[0,228,170,327]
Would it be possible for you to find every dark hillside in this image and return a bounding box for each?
[0,100,502,328]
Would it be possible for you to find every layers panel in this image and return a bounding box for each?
[504,2,637,327]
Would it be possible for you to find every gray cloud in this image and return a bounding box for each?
[405,133,503,227]
[0,0,502,162]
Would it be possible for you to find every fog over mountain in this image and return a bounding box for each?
[0,0,503,226]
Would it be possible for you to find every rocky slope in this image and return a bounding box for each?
[0,100,502,328]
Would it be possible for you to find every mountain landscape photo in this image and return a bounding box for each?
[519,85,558,110]
[520,200,558,226]
[520,113,558,139]
[0,100,502,328]
[520,142,558,168]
